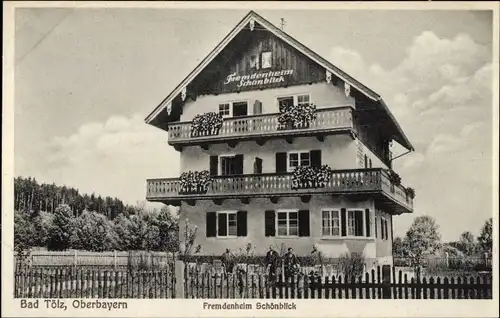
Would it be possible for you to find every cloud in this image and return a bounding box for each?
[39,113,179,205]
[329,31,493,241]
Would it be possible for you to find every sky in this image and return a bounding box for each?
[13,7,494,242]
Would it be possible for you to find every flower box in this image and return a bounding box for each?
[277,102,316,131]
[179,170,213,195]
[190,112,223,137]
[291,165,333,190]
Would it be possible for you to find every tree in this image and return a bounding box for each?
[457,231,476,256]
[47,204,74,251]
[404,216,441,268]
[14,210,36,265]
[393,236,409,258]
[70,211,118,251]
[32,211,54,247]
[477,218,492,256]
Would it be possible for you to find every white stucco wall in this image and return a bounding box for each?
[180,82,355,122]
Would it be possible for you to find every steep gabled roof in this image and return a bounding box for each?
[145,10,414,151]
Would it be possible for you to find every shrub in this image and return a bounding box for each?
[338,252,365,281]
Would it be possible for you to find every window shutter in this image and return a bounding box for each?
[265,210,276,237]
[365,209,371,237]
[341,208,347,236]
[385,219,389,241]
[253,100,262,115]
[355,210,363,236]
[276,152,287,173]
[375,216,378,238]
[209,156,218,176]
[364,155,368,169]
[217,213,228,236]
[237,211,247,237]
[206,212,217,237]
[310,150,322,168]
[254,157,263,174]
[233,102,248,117]
[298,210,310,237]
[234,154,244,175]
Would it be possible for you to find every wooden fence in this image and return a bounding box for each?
[183,265,493,299]
[14,266,176,299]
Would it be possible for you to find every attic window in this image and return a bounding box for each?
[261,52,272,69]
[250,55,260,71]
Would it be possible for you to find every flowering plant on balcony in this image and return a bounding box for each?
[190,112,223,137]
[277,102,317,130]
[405,187,415,199]
[179,170,213,194]
[291,165,333,189]
[387,169,401,186]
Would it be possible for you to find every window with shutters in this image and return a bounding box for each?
[276,210,298,236]
[217,211,237,237]
[322,209,340,236]
[287,151,310,172]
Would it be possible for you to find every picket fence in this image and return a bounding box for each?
[14,267,176,299]
[183,265,493,299]
[14,265,492,299]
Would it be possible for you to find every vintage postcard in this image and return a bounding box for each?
[2,1,499,317]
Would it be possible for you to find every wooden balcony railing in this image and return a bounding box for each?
[146,168,413,213]
[167,106,354,144]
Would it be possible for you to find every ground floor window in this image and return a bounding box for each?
[322,209,340,236]
[217,211,237,237]
[277,210,299,236]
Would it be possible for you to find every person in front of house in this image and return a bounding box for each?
[221,248,235,274]
[265,245,279,282]
[283,247,299,280]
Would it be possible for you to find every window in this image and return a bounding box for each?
[347,210,364,237]
[218,103,231,117]
[287,151,310,172]
[297,94,310,106]
[217,211,237,237]
[322,209,340,236]
[220,155,236,176]
[250,54,260,71]
[276,211,298,236]
[218,101,248,118]
[277,94,311,109]
[261,51,272,69]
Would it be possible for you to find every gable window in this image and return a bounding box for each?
[218,101,248,118]
[277,94,311,109]
[322,209,340,236]
[250,54,260,71]
[347,210,364,237]
[277,210,299,236]
[287,151,310,172]
[261,51,272,69]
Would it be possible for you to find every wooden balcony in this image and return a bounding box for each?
[146,168,413,214]
[167,106,355,149]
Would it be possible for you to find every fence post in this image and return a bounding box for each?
[445,252,449,268]
[382,265,391,299]
[175,260,185,298]
[74,250,78,269]
[114,251,117,269]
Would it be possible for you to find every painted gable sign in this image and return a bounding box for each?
[197,30,326,95]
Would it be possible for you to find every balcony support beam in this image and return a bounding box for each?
[300,195,311,203]
[200,144,209,151]
[240,197,250,205]
[270,197,279,204]
[185,199,196,206]
[174,145,183,152]
[285,137,294,144]
[213,199,224,206]
[316,135,325,142]
[228,141,238,148]
[256,138,267,146]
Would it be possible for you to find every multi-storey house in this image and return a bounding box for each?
[145,11,414,266]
